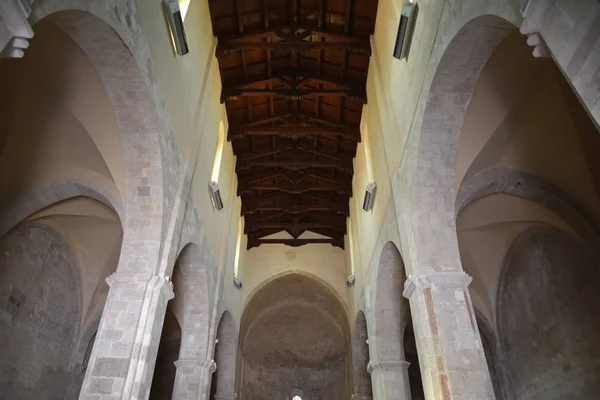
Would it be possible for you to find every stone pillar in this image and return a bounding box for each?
[367,360,411,400]
[214,394,238,400]
[172,359,215,400]
[78,273,174,400]
[403,272,495,400]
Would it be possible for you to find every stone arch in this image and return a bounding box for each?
[149,309,182,400]
[497,225,600,398]
[29,9,166,275]
[456,167,600,252]
[410,15,516,272]
[352,310,373,399]
[241,269,347,316]
[211,310,237,399]
[0,180,122,238]
[240,273,349,399]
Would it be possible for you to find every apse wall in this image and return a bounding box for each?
[239,274,350,399]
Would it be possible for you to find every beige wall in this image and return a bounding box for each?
[241,244,349,313]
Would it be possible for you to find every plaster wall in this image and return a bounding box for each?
[241,244,349,309]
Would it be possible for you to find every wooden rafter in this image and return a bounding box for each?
[209,0,378,248]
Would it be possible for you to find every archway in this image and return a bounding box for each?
[0,13,126,399]
[452,13,600,400]
[372,242,420,399]
[239,274,350,399]
[170,243,212,400]
[352,311,373,399]
[210,311,237,399]
[149,309,182,400]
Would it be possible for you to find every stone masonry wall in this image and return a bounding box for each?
[498,227,600,399]
[0,224,81,399]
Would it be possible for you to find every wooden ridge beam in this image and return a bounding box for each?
[247,221,346,233]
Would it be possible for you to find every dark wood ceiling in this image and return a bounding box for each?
[208,0,378,249]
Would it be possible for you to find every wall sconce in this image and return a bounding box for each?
[163,0,189,56]
[209,181,224,210]
[393,1,418,60]
[362,181,377,211]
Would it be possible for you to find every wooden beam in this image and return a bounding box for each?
[238,182,351,194]
[216,25,369,44]
[223,69,360,92]
[236,158,353,171]
[241,199,349,215]
[221,88,366,103]
[216,39,371,57]
[230,125,360,140]
[248,221,346,233]
[248,237,344,249]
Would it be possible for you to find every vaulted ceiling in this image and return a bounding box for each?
[208,0,378,248]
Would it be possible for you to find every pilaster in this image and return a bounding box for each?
[403,272,495,400]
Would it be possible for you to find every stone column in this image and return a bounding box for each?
[78,273,174,400]
[172,359,216,400]
[367,360,411,399]
[403,272,495,400]
[214,394,238,400]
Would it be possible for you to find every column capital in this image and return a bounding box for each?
[367,359,410,374]
[403,271,472,299]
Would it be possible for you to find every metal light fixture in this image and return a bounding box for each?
[393,1,418,60]
[209,181,224,210]
[163,0,189,56]
[362,181,377,212]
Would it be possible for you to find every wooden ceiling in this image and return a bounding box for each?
[208,0,378,249]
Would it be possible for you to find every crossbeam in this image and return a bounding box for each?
[216,38,371,57]
[237,182,351,195]
[222,88,366,103]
